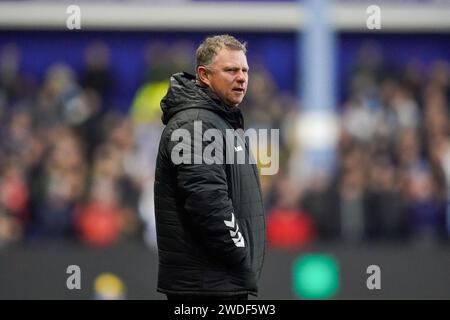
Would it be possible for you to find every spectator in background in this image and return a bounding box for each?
[75,143,124,247]
[1,107,34,163]
[402,162,446,244]
[0,158,28,246]
[365,155,406,241]
[429,135,450,242]
[130,41,194,250]
[106,116,142,238]
[33,63,80,128]
[72,88,105,163]
[81,41,113,104]
[301,143,368,243]
[0,44,34,104]
[266,171,315,249]
[77,41,114,162]
[28,126,86,239]
[338,150,368,243]
[388,81,419,131]
[0,159,29,225]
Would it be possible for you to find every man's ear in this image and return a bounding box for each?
[197,66,210,86]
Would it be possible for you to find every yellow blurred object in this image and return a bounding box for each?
[131,81,167,124]
[94,272,126,300]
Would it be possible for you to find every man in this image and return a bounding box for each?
[154,35,265,300]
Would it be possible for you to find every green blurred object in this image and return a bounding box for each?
[130,81,167,124]
[292,254,339,299]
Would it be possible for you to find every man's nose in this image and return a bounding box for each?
[236,71,246,83]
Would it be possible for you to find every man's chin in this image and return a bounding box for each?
[228,99,243,107]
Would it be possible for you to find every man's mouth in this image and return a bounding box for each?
[232,88,245,93]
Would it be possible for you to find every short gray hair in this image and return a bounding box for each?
[195,35,247,70]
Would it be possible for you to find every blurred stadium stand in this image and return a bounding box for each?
[0,0,449,299]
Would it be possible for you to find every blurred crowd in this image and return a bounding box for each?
[0,39,449,250]
[0,41,178,249]
[265,42,450,248]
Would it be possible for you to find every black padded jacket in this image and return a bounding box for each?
[154,72,266,297]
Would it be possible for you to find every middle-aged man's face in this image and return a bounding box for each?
[202,48,249,107]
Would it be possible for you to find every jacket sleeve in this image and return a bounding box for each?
[167,120,249,270]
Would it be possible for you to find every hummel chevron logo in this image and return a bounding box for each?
[224,212,245,247]
[234,145,243,152]
[224,213,235,228]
